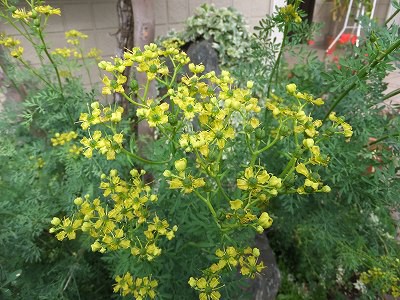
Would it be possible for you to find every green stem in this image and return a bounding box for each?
[37,28,64,98]
[18,58,53,88]
[255,124,282,154]
[79,47,93,88]
[121,148,170,165]
[279,155,297,178]
[385,8,400,26]
[142,79,150,102]
[214,175,230,201]
[194,190,221,229]
[266,23,289,100]
[363,132,400,148]
[121,92,147,108]
[382,87,400,101]
[0,58,24,97]
[323,38,400,121]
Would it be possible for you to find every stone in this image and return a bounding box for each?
[186,39,220,75]
[251,234,281,300]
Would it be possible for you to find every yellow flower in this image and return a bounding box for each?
[168,174,205,194]
[230,199,243,210]
[237,167,270,191]
[34,5,61,15]
[295,163,309,177]
[12,8,32,20]
[209,120,235,149]
[10,46,24,58]
[137,103,169,127]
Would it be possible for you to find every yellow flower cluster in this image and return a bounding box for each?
[188,276,222,300]
[295,162,331,194]
[0,33,23,58]
[34,5,61,16]
[226,199,273,233]
[50,169,176,261]
[360,258,400,297]
[279,4,302,23]
[52,47,71,58]
[113,272,158,299]
[51,131,78,146]
[237,166,282,195]
[68,144,83,156]
[189,246,265,299]
[86,47,102,60]
[0,34,20,48]
[79,101,124,130]
[11,5,60,20]
[98,42,189,95]
[163,158,206,194]
[80,130,123,160]
[65,29,88,46]
[329,112,353,138]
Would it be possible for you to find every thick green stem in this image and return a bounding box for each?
[323,38,400,121]
[385,8,400,26]
[382,87,400,101]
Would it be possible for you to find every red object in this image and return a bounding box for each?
[307,40,315,46]
[338,33,357,45]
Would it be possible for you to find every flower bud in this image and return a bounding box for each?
[51,217,61,226]
[163,170,172,177]
[253,248,260,257]
[74,197,83,206]
[286,83,297,94]
[247,81,254,89]
[321,185,331,193]
[174,158,187,172]
[258,212,273,229]
[256,225,264,234]
[129,79,139,91]
[303,138,314,148]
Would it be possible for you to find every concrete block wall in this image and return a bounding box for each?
[0,0,119,66]
[0,0,392,75]
[154,0,271,38]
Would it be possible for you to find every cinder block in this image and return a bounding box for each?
[374,4,389,24]
[168,22,186,32]
[168,0,189,24]
[155,0,168,25]
[63,4,93,30]
[94,29,117,57]
[190,0,210,15]
[233,0,268,17]
[93,2,119,29]
[210,0,233,8]
[155,24,169,38]
[45,4,64,33]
